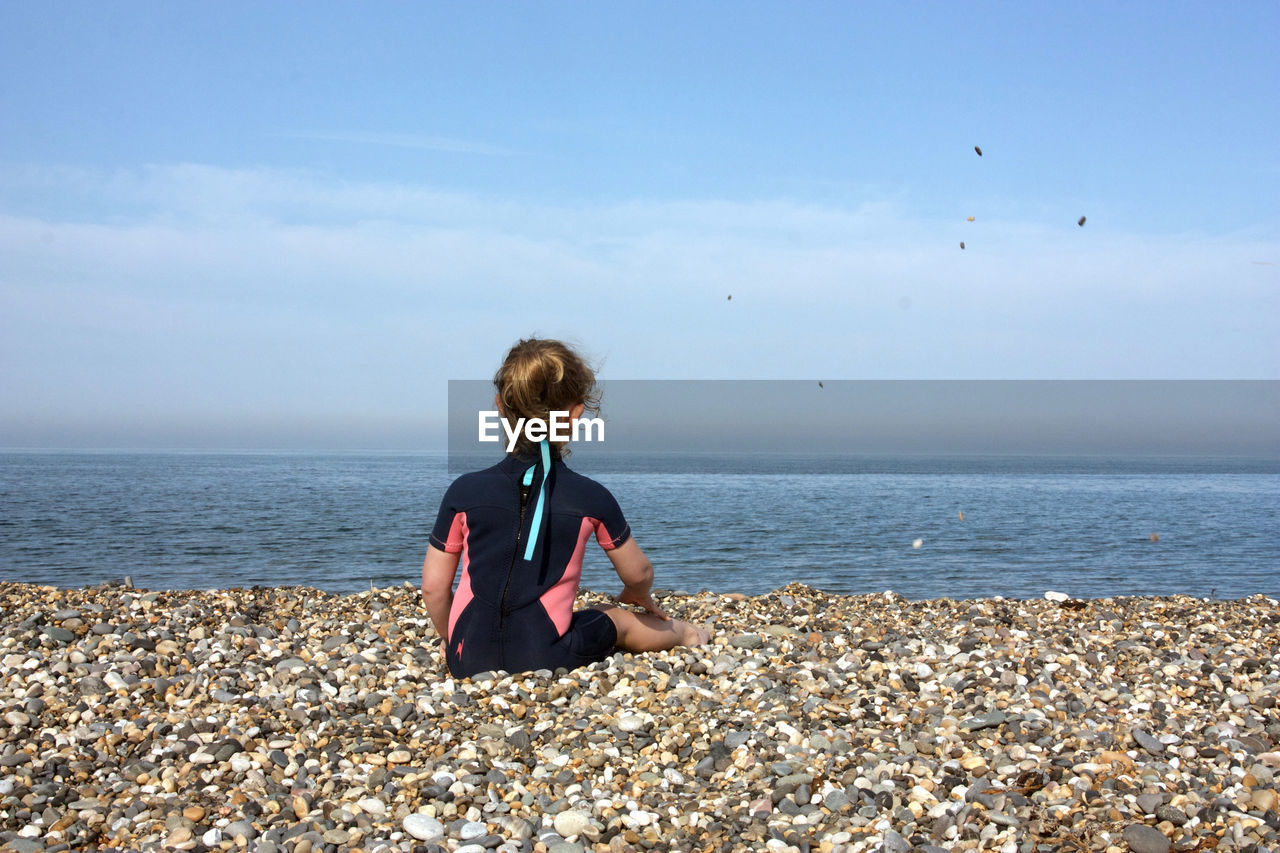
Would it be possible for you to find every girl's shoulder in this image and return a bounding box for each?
[440,459,515,499]
[553,464,625,510]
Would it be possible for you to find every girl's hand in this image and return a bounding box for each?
[618,586,671,621]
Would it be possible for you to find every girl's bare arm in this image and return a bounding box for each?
[606,538,670,620]
[421,544,460,641]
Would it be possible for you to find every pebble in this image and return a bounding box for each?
[357,797,387,816]
[553,809,592,838]
[1132,728,1166,755]
[616,714,647,732]
[882,828,911,853]
[1123,823,1172,853]
[0,580,1275,853]
[404,813,445,841]
[1137,792,1164,814]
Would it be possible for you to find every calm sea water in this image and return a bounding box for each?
[1,451,1276,600]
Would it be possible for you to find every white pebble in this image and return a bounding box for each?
[616,715,646,732]
[358,798,387,816]
[912,539,924,549]
[403,813,445,842]
[553,809,592,838]
[1044,590,1068,602]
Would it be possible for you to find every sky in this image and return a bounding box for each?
[1,3,1277,449]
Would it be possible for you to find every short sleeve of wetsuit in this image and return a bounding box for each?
[429,481,467,554]
[592,484,631,551]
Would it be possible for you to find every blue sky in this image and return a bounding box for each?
[1,3,1277,448]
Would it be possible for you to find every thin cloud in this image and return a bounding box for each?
[1,164,1277,422]
[273,130,520,157]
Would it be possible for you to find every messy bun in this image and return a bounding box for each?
[494,338,600,458]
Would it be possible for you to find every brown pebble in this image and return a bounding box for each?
[183,805,205,822]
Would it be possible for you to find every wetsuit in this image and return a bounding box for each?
[429,450,626,678]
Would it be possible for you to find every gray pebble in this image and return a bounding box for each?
[1131,728,1165,755]
[1136,792,1164,814]
[1123,823,1171,853]
[881,828,911,853]
[960,711,1008,731]
[547,843,583,853]
[224,820,257,842]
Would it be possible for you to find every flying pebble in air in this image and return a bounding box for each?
[974,146,982,156]
[912,538,924,549]
[966,215,975,222]
[959,241,965,250]
[958,510,964,521]
[1078,216,1087,227]
[727,294,732,301]
[1150,532,1159,542]
[818,381,824,389]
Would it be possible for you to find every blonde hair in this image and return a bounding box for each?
[494,338,600,458]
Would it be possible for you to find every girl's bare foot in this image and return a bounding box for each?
[597,606,710,652]
[679,620,711,646]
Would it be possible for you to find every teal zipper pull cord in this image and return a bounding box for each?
[522,438,552,561]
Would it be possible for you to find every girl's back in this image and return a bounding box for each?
[430,453,628,677]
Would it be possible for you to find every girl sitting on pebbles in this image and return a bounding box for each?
[422,338,710,679]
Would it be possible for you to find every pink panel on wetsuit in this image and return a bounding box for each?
[442,511,468,553]
[538,516,597,636]
[446,512,472,641]
[595,520,624,550]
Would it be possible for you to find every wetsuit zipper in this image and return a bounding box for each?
[498,478,533,630]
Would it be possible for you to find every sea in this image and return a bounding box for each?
[1,451,1276,601]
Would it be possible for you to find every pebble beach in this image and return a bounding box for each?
[1,581,1277,853]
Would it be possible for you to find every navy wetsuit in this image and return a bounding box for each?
[429,452,627,678]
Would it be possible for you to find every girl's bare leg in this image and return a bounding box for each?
[593,605,710,653]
